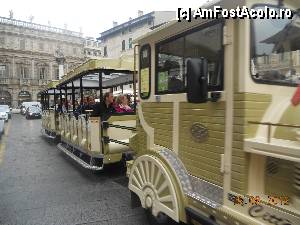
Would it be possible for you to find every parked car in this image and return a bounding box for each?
[25,106,42,119]
[0,105,11,119]
[0,118,4,138]
[21,102,41,115]
[12,107,21,114]
[0,108,8,122]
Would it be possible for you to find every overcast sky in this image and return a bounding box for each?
[0,0,207,39]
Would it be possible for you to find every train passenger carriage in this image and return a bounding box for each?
[40,80,61,140]
[48,57,138,170]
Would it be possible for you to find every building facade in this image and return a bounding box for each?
[97,11,175,58]
[96,11,175,95]
[84,37,102,58]
[0,16,101,107]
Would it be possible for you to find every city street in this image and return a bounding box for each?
[0,115,149,225]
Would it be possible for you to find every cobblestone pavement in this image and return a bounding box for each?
[0,115,151,225]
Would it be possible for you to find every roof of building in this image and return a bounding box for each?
[0,16,83,38]
[97,11,154,41]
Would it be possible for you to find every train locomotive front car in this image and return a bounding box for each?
[127,0,300,224]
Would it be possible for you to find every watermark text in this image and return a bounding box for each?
[177,6,294,22]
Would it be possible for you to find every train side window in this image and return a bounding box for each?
[156,37,185,94]
[139,44,151,99]
[155,20,224,94]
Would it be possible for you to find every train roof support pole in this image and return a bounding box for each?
[54,89,57,112]
[41,93,44,111]
[60,89,62,107]
[80,77,83,104]
[46,90,49,110]
[72,82,75,112]
[65,85,68,112]
[133,44,139,112]
[99,72,103,102]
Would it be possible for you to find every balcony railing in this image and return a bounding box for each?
[19,78,31,85]
[0,16,82,37]
[0,77,20,85]
[0,77,51,86]
[38,79,49,86]
[0,78,9,84]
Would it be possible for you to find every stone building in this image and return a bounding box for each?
[97,11,175,58]
[84,37,102,58]
[96,11,175,95]
[0,16,101,107]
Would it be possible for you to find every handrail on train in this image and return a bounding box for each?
[248,121,300,143]
[102,121,136,131]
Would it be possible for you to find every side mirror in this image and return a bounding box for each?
[186,58,208,103]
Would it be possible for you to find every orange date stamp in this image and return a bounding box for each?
[233,195,289,206]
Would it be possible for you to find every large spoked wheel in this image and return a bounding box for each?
[129,154,179,224]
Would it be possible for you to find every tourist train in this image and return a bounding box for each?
[41,0,300,224]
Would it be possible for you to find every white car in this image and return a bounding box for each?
[20,102,41,115]
[0,105,11,119]
[0,108,8,122]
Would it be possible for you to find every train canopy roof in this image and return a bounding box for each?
[59,55,134,86]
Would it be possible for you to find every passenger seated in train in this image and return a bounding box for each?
[77,97,88,114]
[114,95,133,113]
[163,60,185,92]
[56,99,62,113]
[83,96,93,112]
[73,100,80,119]
[91,92,115,120]
[87,96,95,109]
[59,99,68,113]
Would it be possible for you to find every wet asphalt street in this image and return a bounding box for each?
[0,114,149,225]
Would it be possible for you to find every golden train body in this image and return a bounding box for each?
[127,0,300,224]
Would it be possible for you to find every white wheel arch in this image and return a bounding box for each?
[129,154,179,222]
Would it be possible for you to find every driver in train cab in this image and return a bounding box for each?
[91,92,115,120]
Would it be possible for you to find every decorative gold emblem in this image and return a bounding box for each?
[190,123,208,142]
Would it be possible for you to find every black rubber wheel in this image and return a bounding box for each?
[145,209,176,225]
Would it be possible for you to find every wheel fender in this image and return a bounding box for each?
[129,154,179,222]
[129,149,192,223]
